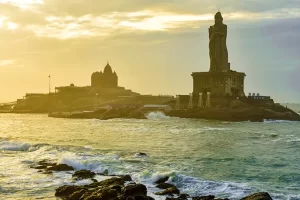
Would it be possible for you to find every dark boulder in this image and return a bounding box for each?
[48,164,74,171]
[30,165,48,170]
[126,195,155,200]
[68,189,88,200]
[122,183,148,197]
[135,152,148,157]
[55,185,86,197]
[156,183,175,189]
[87,177,126,188]
[155,176,169,184]
[155,186,180,196]
[192,196,215,200]
[241,192,273,200]
[119,175,133,182]
[72,170,96,180]
[166,194,189,200]
[86,188,119,200]
[129,110,147,119]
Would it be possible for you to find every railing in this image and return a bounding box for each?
[0,101,17,106]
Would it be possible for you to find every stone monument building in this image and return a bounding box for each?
[192,12,246,97]
[91,62,118,88]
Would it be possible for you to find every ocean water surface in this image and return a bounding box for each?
[0,113,300,200]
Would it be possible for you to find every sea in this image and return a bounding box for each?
[0,113,300,200]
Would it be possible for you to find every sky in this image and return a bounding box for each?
[0,0,299,103]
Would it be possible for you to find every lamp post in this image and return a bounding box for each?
[48,75,51,94]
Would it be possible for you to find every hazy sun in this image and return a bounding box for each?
[0,0,43,8]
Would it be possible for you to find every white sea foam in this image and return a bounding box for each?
[0,140,32,151]
[146,112,170,120]
[264,119,294,123]
[58,153,113,174]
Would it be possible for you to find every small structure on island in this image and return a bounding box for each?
[192,12,246,98]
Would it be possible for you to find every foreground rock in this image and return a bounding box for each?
[33,160,274,200]
[30,160,74,173]
[155,186,180,196]
[55,176,155,200]
[48,164,74,171]
[155,176,169,184]
[241,192,273,200]
[72,170,96,180]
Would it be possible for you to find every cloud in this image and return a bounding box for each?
[0,0,300,40]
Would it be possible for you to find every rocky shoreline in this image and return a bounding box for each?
[48,108,147,120]
[166,106,300,122]
[48,104,300,122]
[30,159,273,200]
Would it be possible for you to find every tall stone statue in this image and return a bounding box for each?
[209,12,229,72]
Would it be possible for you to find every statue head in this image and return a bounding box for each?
[214,12,223,25]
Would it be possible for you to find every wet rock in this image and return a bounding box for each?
[126,195,155,200]
[155,186,180,196]
[55,185,86,197]
[134,153,148,158]
[156,183,176,189]
[119,174,133,182]
[48,164,74,171]
[109,184,123,192]
[79,191,93,200]
[30,160,57,170]
[155,176,169,184]
[241,192,273,200]
[166,194,190,200]
[215,199,230,200]
[192,196,215,200]
[91,178,98,183]
[86,188,119,200]
[72,170,96,180]
[87,177,126,188]
[122,183,148,197]
[68,189,88,200]
[129,110,147,119]
[31,165,48,170]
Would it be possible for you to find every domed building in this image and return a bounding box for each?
[55,62,139,99]
[91,62,118,88]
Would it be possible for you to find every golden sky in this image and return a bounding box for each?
[0,0,300,102]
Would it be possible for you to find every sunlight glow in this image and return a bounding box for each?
[0,60,14,66]
[0,0,43,9]
[6,21,19,30]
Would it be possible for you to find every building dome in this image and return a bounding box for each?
[104,62,113,74]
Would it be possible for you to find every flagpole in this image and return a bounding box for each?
[48,75,51,94]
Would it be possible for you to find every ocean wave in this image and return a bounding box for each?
[264,120,296,123]
[130,169,255,199]
[58,153,116,174]
[146,112,170,120]
[0,140,35,151]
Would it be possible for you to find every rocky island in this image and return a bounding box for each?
[1,12,299,123]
